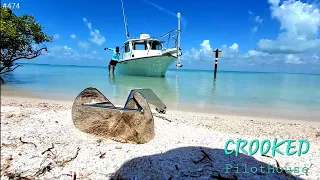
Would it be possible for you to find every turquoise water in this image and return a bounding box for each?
[1,63,320,113]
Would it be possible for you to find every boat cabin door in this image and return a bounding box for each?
[123,42,133,59]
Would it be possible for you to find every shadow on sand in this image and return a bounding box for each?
[110,146,304,180]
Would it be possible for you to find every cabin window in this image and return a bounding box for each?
[151,42,162,50]
[133,43,146,50]
[124,43,130,52]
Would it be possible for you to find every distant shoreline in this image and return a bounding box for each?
[16,63,320,75]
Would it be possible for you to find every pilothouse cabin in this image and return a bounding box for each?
[122,33,164,60]
[116,9,182,77]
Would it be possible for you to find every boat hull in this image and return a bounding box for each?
[116,55,176,77]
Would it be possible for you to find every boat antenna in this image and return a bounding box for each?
[120,0,130,39]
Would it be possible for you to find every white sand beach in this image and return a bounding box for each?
[1,95,320,180]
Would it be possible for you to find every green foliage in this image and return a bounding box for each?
[0,7,52,82]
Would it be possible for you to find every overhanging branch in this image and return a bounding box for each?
[0,65,21,74]
[11,46,47,62]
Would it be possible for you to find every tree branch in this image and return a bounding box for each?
[11,46,47,62]
[0,65,21,74]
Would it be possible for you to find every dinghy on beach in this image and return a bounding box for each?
[71,87,166,143]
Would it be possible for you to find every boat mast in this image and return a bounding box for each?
[120,0,130,39]
[176,12,181,69]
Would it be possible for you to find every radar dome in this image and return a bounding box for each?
[140,34,150,39]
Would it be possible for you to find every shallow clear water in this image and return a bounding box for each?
[1,63,320,113]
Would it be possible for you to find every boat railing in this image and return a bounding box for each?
[150,30,180,50]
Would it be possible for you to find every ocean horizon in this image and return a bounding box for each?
[15,62,320,75]
[1,63,320,120]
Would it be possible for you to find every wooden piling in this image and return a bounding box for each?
[214,49,222,79]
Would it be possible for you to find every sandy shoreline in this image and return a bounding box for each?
[2,87,320,122]
[1,96,320,179]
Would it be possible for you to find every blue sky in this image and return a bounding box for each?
[4,0,320,74]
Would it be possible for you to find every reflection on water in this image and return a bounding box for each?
[212,79,217,94]
[1,64,320,113]
[1,64,180,107]
[1,69,37,85]
[108,75,116,84]
[109,74,179,106]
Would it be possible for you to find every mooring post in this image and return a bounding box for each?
[213,49,222,79]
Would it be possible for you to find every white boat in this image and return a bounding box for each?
[116,0,183,77]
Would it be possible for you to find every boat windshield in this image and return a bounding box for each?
[133,42,147,50]
[131,40,163,50]
[151,41,162,50]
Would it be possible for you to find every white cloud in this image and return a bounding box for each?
[249,14,263,33]
[83,18,106,45]
[47,45,102,61]
[89,30,106,45]
[200,40,212,54]
[70,34,76,39]
[229,43,239,52]
[181,40,319,66]
[180,0,320,70]
[63,46,71,51]
[257,38,320,53]
[255,16,263,24]
[53,34,60,40]
[183,48,200,60]
[48,45,75,58]
[87,23,92,30]
[78,41,90,51]
[269,0,280,7]
[248,10,254,15]
[257,0,320,53]
[247,50,268,57]
[285,54,302,64]
[182,40,240,62]
[251,26,258,33]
